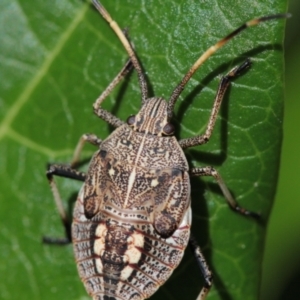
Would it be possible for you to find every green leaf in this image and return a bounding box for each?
[0,0,287,300]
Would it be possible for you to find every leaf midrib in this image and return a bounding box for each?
[0,3,89,141]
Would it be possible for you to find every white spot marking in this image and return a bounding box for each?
[126,232,144,264]
[108,167,115,176]
[94,239,105,256]
[130,232,144,248]
[94,224,106,256]
[151,178,159,187]
[120,266,134,281]
[120,232,144,280]
[95,257,103,274]
[95,223,107,238]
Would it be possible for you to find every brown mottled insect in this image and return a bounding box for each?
[44,1,288,299]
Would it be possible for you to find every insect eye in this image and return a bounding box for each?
[127,115,136,126]
[162,123,175,135]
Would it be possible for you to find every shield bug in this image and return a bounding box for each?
[44,1,288,299]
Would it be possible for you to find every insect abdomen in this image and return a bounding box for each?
[72,189,191,300]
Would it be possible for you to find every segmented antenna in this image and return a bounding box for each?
[92,0,148,104]
[167,13,290,118]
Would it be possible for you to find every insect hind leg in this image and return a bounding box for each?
[45,123,102,244]
[189,234,213,300]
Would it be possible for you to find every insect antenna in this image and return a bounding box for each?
[92,0,148,104]
[167,13,290,118]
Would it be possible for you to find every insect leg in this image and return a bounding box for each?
[44,165,86,244]
[189,234,212,300]
[70,133,102,168]
[179,59,251,149]
[167,14,289,117]
[190,166,259,219]
[93,59,133,127]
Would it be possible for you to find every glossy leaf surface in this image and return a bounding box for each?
[0,0,287,299]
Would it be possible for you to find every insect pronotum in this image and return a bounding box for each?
[44,1,288,299]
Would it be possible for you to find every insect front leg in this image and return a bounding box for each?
[179,59,251,149]
[93,59,134,128]
[189,234,213,300]
[191,166,259,218]
[44,165,86,244]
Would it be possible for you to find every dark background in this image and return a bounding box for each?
[260,0,300,299]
